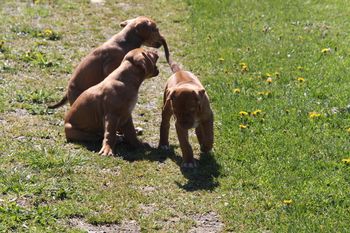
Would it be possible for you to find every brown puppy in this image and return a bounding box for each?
[158,60,214,168]
[64,48,159,156]
[49,16,166,108]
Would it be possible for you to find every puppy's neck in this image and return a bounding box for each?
[115,62,145,89]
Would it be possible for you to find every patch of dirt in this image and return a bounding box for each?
[90,0,105,5]
[116,3,142,11]
[140,185,157,194]
[189,212,225,233]
[139,203,157,216]
[70,218,140,233]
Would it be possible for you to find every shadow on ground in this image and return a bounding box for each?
[72,139,221,192]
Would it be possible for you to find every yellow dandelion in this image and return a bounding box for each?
[252,109,262,117]
[239,124,248,129]
[297,66,304,71]
[321,48,331,54]
[297,77,305,83]
[266,77,273,84]
[265,73,272,77]
[309,111,321,119]
[342,158,350,164]
[44,29,53,37]
[257,91,272,97]
[239,111,249,117]
[233,88,241,94]
[283,199,293,205]
[240,62,248,72]
[218,57,224,62]
[241,65,248,72]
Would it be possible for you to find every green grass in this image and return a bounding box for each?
[1,0,350,232]
[182,0,350,231]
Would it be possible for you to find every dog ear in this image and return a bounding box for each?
[198,89,206,98]
[166,88,176,102]
[132,52,148,74]
[195,89,205,111]
[194,89,205,100]
[120,19,131,28]
[135,20,153,36]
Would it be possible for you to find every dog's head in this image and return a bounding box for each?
[168,86,206,129]
[120,16,164,48]
[125,48,159,78]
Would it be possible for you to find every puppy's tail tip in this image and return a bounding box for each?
[47,94,68,109]
[162,38,181,74]
[170,63,181,73]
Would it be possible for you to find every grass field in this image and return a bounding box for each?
[1,0,350,232]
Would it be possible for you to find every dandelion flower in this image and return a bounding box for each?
[233,88,241,94]
[239,124,248,129]
[44,29,53,37]
[321,48,331,54]
[257,91,272,97]
[218,57,224,62]
[252,109,262,116]
[342,158,350,164]
[265,73,272,77]
[283,199,293,205]
[266,77,273,84]
[297,77,305,83]
[239,111,249,117]
[297,66,304,71]
[309,111,321,119]
[240,62,248,72]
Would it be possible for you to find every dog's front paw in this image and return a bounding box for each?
[181,160,198,169]
[200,145,213,154]
[158,144,170,151]
[141,142,151,149]
[98,145,114,156]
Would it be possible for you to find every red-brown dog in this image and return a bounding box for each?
[158,56,214,168]
[64,48,159,156]
[49,16,167,108]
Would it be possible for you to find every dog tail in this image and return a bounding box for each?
[47,94,68,109]
[162,38,181,73]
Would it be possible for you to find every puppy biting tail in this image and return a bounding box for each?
[47,94,68,109]
[162,38,181,73]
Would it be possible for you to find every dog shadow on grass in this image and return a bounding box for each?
[77,139,168,162]
[77,140,221,192]
[173,150,221,192]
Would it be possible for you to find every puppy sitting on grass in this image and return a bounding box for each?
[49,16,166,108]
[159,44,214,168]
[64,48,159,156]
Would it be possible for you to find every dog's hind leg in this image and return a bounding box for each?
[64,123,101,142]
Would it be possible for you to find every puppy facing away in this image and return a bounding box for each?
[158,50,214,168]
[64,48,159,156]
[49,16,167,108]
